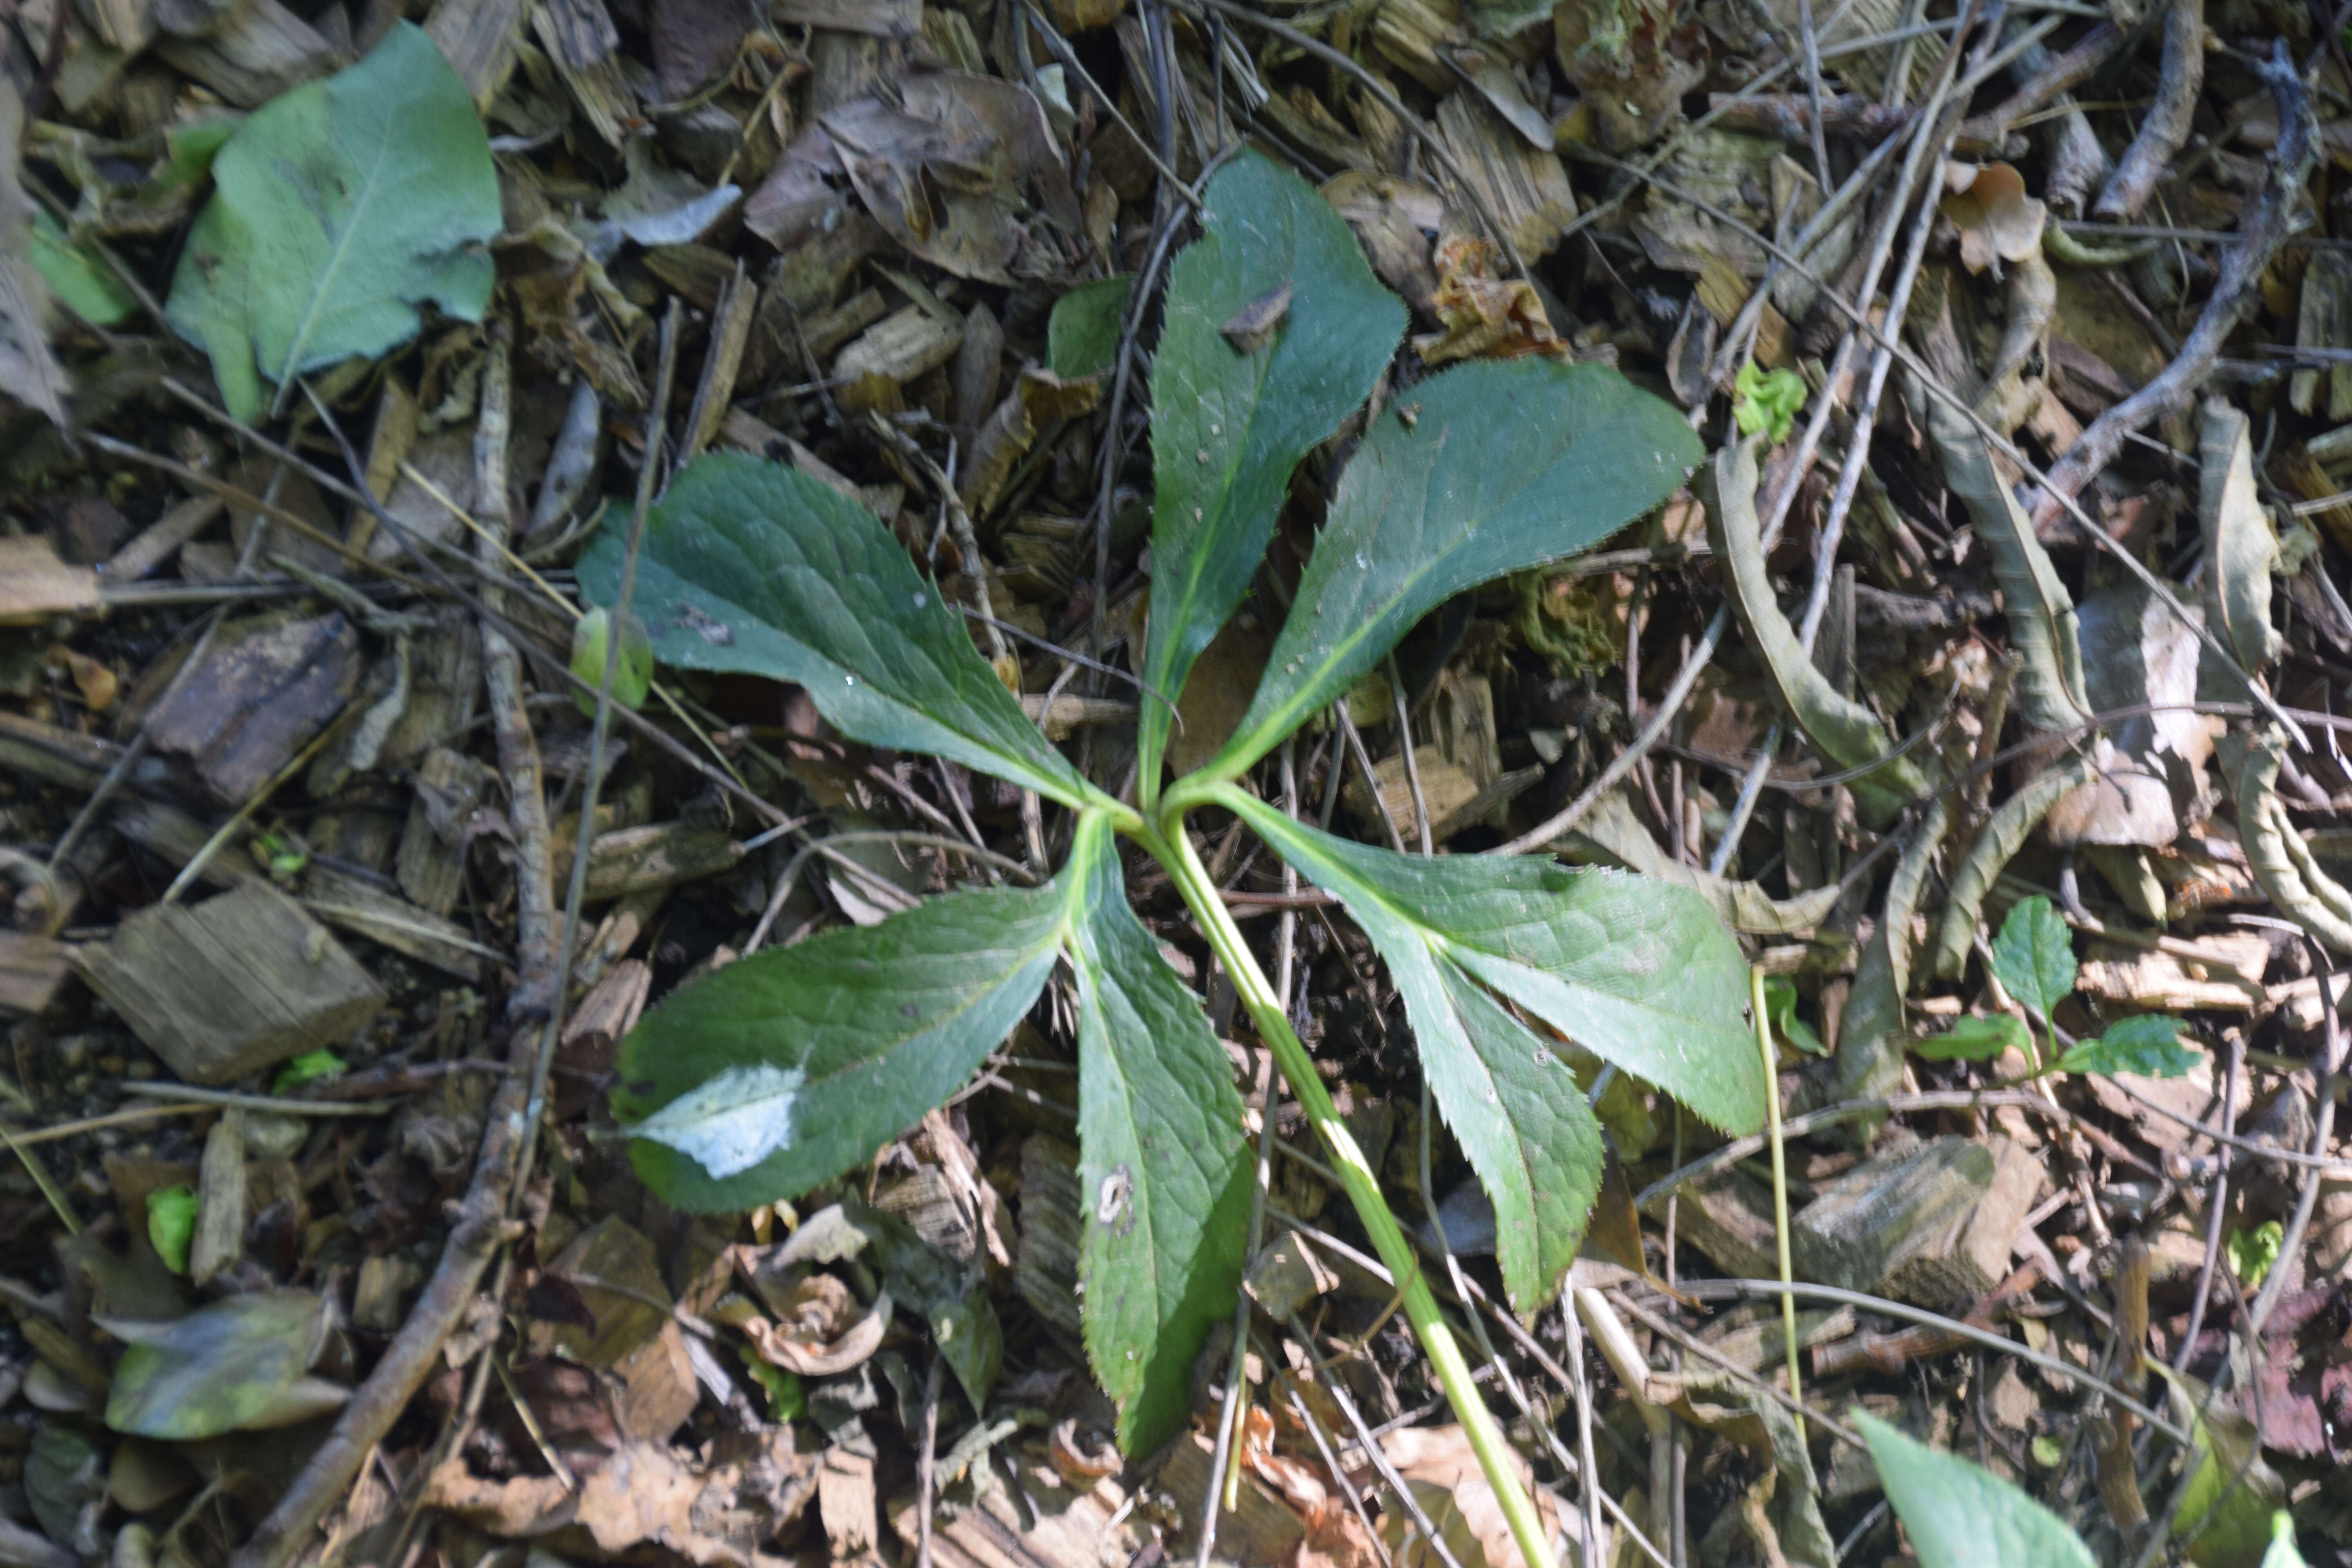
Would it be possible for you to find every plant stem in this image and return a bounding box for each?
[1144,817,1554,1568]
[1750,967,1804,1436]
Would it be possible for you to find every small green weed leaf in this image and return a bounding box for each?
[1915,1013,2029,1062]
[614,878,1069,1210]
[1989,895,2074,1018]
[1212,358,1700,778]
[2157,1364,2284,1567]
[147,1185,197,1274]
[104,1292,326,1439]
[2229,1220,2284,1288]
[1732,362,1806,444]
[1139,151,1404,792]
[579,454,1090,808]
[569,606,654,717]
[1762,976,1826,1056]
[31,213,136,327]
[1853,1408,2095,1568]
[1230,793,1760,1133]
[2058,1014,2199,1080]
[740,1352,804,1421]
[1065,816,1251,1454]
[2263,1512,2310,1568]
[1048,274,1132,379]
[165,23,500,421]
[272,1048,345,1091]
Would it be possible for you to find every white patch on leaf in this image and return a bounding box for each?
[632,1064,808,1178]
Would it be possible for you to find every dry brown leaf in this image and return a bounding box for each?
[1941,162,2046,274]
[1410,237,1569,367]
[742,1287,890,1375]
[820,73,1082,284]
[1377,1426,1559,1568]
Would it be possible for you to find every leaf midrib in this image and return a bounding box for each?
[271,91,394,402]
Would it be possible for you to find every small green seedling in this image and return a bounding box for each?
[251,828,309,880]
[272,1048,347,1093]
[1920,897,2201,1083]
[148,1185,198,1273]
[2230,1220,2285,1289]
[1733,360,1807,444]
[584,153,1760,1568]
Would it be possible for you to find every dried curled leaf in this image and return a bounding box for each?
[2233,731,2352,952]
[2199,400,2283,687]
[1702,436,1929,825]
[1926,395,2091,733]
[1930,753,2097,981]
[1940,162,2047,274]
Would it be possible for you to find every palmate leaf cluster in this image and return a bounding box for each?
[581,151,1756,1452]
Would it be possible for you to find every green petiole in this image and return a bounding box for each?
[1139,812,1555,1568]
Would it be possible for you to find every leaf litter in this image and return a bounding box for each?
[7,1,2352,1566]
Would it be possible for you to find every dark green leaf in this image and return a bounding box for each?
[569,607,654,716]
[1065,815,1252,1453]
[1232,793,1761,1135]
[1989,895,2074,1020]
[103,1293,327,1439]
[614,878,1069,1211]
[2057,1014,2200,1080]
[1227,796,1757,1309]
[1210,358,1700,778]
[1138,151,1404,791]
[165,23,500,421]
[1048,274,1132,380]
[147,1186,197,1275]
[1853,1408,2096,1568]
[1762,976,1826,1056]
[578,453,1090,807]
[1915,1013,2029,1062]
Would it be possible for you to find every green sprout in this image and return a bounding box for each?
[1733,361,1808,445]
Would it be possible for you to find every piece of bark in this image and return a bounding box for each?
[1015,1133,1083,1342]
[380,607,480,771]
[189,1108,245,1287]
[423,0,527,105]
[104,497,223,583]
[1639,1163,1779,1282]
[528,0,632,145]
[0,933,72,1016]
[1791,1136,1995,1294]
[71,882,386,1085]
[774,0,917,34]
[144,612,361,805]
[650,0,747,99]
[152,0,338,108]
[1882,1136,2045,1307]
[111,799,261,889]
[2295,251,2352,421]
[1156,1436,1307,1568]
[0,537,100,624]
[833,304,964,387]
[302,865,483,982]
[886,1459,1138,1566]
[2076,931,2269,1012]
[582,823,743,902]
[680,261,755,462]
